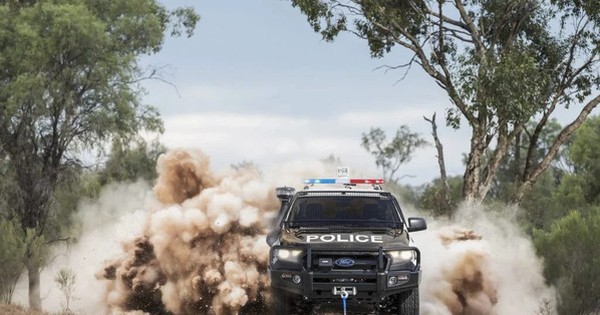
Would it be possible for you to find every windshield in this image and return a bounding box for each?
[285,195,402,228]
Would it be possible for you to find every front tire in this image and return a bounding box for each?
[397,288,419,314]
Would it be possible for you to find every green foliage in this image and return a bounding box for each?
[459,48,552,128]
[384,181,419,206]
[553,174,587,209]
[290,0,600,202]
[0,0,197,231]
[49,169,101,241]
[521,116,600,229]
[419,176,463,217]
[361,126,427,183]
[0,0,198,225]
[23,229,49,271]
[533,209,600,314]
[98,139,165,185]
[517,169,565,230]
[292,0,428,55]
[0,0,198,307]
[0,218,26,304]
[567,116,600,203]
[0,158,16,216]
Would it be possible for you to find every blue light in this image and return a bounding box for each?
[303,178,337,184]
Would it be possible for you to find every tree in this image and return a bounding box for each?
[0,0,198,309]
[290,0,600,203]
[422,112,456,214]
[98,139,166,185]
[517,168,564,230]
[534,210,600,314]
[54,268,77,314]
[361,126,427,183]
[565,116,600,204]
[0,218,27,304]
[490,119,565,203]
[419,175,463,217]
[524,115,600,226]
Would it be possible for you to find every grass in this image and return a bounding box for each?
[0,304,52,315]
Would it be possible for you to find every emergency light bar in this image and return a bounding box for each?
[303,178,384,185]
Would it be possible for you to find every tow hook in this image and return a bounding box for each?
[340,288,348,315]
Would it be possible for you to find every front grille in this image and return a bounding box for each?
[307,251,386,272]
[310,252,382,286]
[312,255,380,271]
[313,277,377,284]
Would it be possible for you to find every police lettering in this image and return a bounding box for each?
[305,234,383,243]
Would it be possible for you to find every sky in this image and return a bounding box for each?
[138,1,496,185]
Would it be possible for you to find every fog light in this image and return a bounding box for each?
[388,276,398,286]
[292,275,301,284]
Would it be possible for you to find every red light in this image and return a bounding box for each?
[349,179,384,184]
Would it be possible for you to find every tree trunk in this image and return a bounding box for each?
[27,265,41,311]
[424,113,448,188]
[463,127,486,202]
[424,113,454,215]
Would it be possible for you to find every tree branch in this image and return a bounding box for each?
[518,94,600,200]
[369,8,476,124]
[374,53,418,82]
[426,6,469,31]
[523,38,599,180]
[481,122,522,197]
[424,113,448,186]
[454,0,485,55]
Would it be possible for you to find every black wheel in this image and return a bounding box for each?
[397,288,419,314]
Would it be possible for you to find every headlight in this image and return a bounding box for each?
[387,250,417,267]
[272,248,303,265]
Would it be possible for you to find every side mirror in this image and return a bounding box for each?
[407,217,427,232]
[266,230,279,247]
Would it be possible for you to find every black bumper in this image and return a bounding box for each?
[268,245,421,302]
[269,269,420,301]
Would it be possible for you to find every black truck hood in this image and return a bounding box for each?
[279,229,409,249]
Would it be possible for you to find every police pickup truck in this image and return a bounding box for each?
[266,176,427,314]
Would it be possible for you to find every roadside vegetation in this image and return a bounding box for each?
[364,117,600,315]
[0,0,197,313]
[1,0,599,314]
[291,1,600,312]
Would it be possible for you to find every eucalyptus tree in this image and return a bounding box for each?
[0,0,198,309]
[361,126,427,184]
[98,139,166,185]
[564,115,600,204]
[534,210,600,314]
[290,0,600,202]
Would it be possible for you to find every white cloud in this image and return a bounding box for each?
[159,111,470,185]
[183,84,279,106]
[338,108,428,128]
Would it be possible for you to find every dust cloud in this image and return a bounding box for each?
[10,180,153,314]
[414,205,556,315]
[29,148,555,314]
[99,149,279,314]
